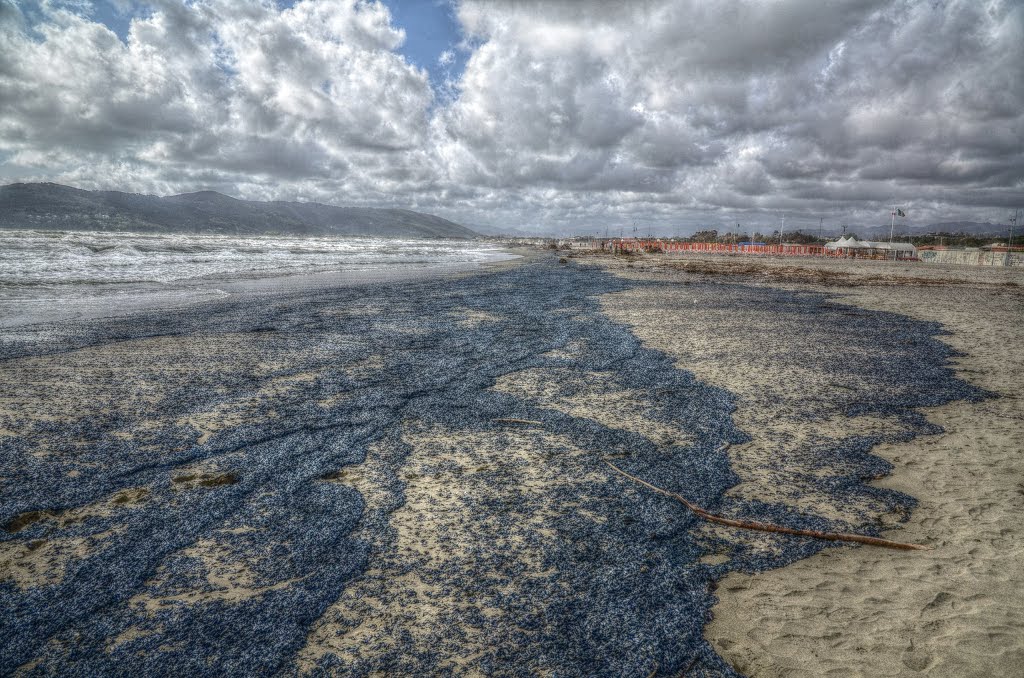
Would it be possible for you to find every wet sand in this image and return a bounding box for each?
[582,252,1024,676]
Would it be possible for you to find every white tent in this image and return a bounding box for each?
[825,236,917,258]
[824,235,866,250]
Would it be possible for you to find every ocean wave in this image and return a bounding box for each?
[0,230,510,308]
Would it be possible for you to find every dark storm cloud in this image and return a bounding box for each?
[0,0,1021,232]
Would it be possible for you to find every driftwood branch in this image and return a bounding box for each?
[493,418,545,426]
[605,461,929,551]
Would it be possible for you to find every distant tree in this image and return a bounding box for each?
[907,232,999,247]
[781,230,826,244]
[689,229,719,242]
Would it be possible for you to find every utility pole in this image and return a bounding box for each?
[1008,209,1018,267]
[779,214,785,246]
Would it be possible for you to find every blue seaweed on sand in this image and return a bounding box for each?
[0,258,986,676]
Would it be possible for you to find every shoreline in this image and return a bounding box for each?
[0,231,522,332]
[0,247,526,350]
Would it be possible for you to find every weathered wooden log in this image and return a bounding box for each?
[605,461,929,551]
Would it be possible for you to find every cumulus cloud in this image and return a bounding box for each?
[0,0,1022,233]
[0,0,433,200]
[439,0,1023,230]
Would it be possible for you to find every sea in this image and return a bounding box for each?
[0,229,517,329]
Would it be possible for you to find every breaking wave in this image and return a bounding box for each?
[0,229,514,326]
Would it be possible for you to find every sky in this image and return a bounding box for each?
[0,0,1022,235]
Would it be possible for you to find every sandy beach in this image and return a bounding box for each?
[1,250,1020,676]
[580,252,1024,676]
[5,0,1021,674]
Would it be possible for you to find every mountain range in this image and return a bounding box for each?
[0,183,479,239]
[855,221,1015,239]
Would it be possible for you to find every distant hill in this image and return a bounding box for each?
[468,222,550,238]
[917,221,1014,235]
[0,183,479,239]
[858,221,1013,239]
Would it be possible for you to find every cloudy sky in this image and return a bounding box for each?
[1,0,1021,234]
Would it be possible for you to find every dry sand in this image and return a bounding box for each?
[583,251,1024,676]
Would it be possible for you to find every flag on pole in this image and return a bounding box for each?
[894,208,906,217]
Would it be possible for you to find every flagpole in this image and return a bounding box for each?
[889,205,896,244]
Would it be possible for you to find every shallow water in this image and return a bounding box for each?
[0,229,514,328]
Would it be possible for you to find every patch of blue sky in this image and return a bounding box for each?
[13,1,133,42]
[380,0,469,94]
[88,0,133,40]
[271,0,468,89]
